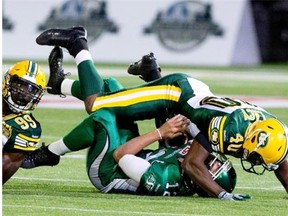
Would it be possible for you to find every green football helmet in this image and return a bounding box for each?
[195,153,237,197]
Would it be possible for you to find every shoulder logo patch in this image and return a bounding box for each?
[210,128,219,145]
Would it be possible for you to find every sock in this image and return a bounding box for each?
[48,139,71,156]
[70,38,88,58]
[61,78,74,96]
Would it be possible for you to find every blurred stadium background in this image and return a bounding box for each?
[3,0,288,65]
[2,0,288,216]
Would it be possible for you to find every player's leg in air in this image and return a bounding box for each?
[22,26,162,168]
[46,47,162,99]
[36,26,103,114]
[127,52,161,82]
[36,26,162,113]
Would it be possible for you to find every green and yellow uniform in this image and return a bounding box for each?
[2,112,41,152]
[72,57,277,156]
[74,68,276,157]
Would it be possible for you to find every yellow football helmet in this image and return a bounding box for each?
[3,60,46,113]
[241,118,288,174]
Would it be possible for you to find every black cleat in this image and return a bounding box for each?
[127,52,161,82]
[47,46,67,95]
[36,26,87,54]
[21,145,60,169]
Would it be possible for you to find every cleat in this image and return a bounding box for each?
[47,46,66,95]
[21,144,60,169]
[36,26,87,53]
[127,52,161,82]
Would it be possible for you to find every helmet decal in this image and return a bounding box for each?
[242,119,288,175]
[28,61,39,77]
[256,131,269,148]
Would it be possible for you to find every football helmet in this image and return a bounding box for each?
[194,153,237,197]
[241,118,288,175]
[3,60,46,113]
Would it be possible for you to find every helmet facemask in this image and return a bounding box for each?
[241,150,279,175]
[207,153,237,193]
[3,75,45,113]
[186,153,237,197]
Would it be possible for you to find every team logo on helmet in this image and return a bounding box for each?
[256,131,269,148]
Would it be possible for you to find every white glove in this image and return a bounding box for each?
[218,191,251,201]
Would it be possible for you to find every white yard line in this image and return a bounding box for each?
[3,204,211,216]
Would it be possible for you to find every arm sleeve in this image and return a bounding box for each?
[187,122,212,152]
[118,154,151,183]
[195,133,212,153]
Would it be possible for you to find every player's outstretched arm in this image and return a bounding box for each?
[113,114,189,162]
[182,139,250,200]
[274,159,288,193]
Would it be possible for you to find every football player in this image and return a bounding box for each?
[2,60,47,184]
[113,119,237,196]
[27,26,288,199]
[19,37,237,197]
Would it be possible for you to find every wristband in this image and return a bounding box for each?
[156,129,162,140]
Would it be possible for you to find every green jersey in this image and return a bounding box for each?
[84,109,192,195]
[186,96,275,156]
[137,143,193,196]
[89,73,276,156]
[2,112,41,152]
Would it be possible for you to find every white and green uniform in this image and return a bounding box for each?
[66,108,192,195]
[137,143,192,196]
[2,112,41,152]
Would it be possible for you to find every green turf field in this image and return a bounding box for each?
[2,65,288,216]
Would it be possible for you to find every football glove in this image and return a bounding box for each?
[218,191,251,201]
